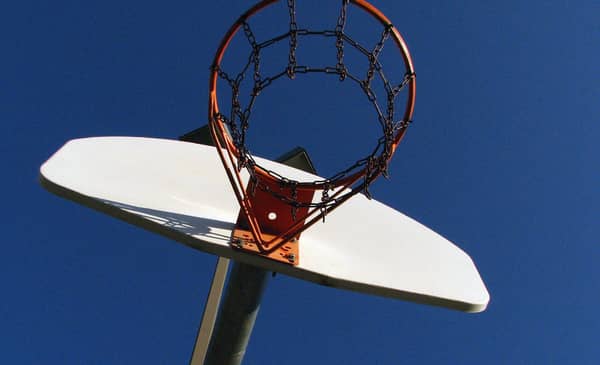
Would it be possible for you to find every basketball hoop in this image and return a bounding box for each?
[208,0,416,264]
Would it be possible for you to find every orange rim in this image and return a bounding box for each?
[209,0,415,186]
[208,0,416,249]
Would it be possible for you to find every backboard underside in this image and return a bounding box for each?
[40,137,489,312]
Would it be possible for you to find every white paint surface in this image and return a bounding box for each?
[40,137,489,312]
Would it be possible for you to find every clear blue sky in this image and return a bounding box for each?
[2,0,599,364]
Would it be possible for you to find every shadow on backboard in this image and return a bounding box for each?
[40,170,235,257]
[101,199,234,244]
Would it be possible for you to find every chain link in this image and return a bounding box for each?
[290,182,298,221]
[287,0,298,79]
[365,24,392,87]
[242,21,262,87]
[335,0,349,80]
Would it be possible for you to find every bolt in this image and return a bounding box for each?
[287,253,296,263]
[232,238,243,248]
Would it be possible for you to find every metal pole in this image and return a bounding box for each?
[203,147,316,365]
[202,262,270,365]
[181,125,317,365]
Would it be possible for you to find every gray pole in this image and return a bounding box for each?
[202,262,270,365]
[203,147,316,365]
[181,126,316,365]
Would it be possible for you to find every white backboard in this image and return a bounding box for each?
[40,137,489,312]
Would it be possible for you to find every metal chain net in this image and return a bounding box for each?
[212,0,415,210]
